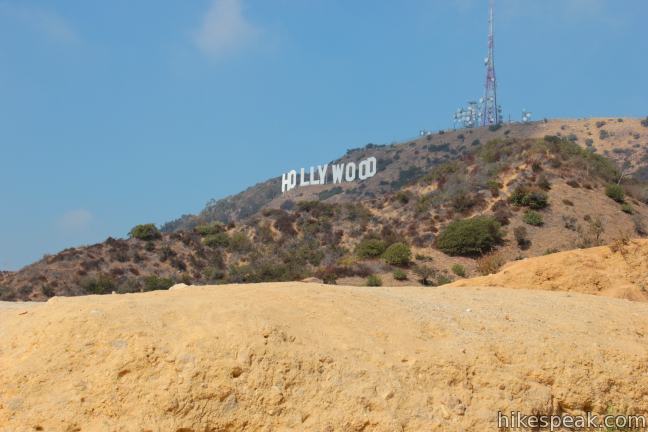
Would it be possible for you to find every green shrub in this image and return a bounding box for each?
[605,184,625,203]
[204,266,226,282]
[81,274,115,295]
[421,161,460,184]
[451,264,466,277]
[366,275,382,287]
[227,251,311,283]
[228,232,253,252]
[508,188,528,206]
[436,216,503,256]
[508,187,548,209]
[488,123,502,132]
[479,139,506,163]
[316,267,338,285]
[285,238,324,267]
[129,224,161,241]
[621,203,634,214]
[382,242,412,266]
[415,196,432,214]
[296,201,336,218]
[203,232,230,248]
[436,274,452,286]
[486,179,502,196]
[641,117,648,127]
[143,275,174,291]
[393,269,408,281]
[318,187,343,201]
[391,166,425,188]
[195,222,225,236]
[537,135,618,181]
[0,286,16,301]
[355,238,387,259]
[523,191,548,209]
[523,210,544,226]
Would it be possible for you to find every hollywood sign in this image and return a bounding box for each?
[281,157,377,193]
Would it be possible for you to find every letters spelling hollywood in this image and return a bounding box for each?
[281,157,377,193]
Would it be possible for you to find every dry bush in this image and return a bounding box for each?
[492,200,512,226]
[609,231,632,257]
[413,264,437,286]
[274,212,297,236]
[577,217,605,248]
[476,253,505,276]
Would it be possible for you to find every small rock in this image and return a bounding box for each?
[236,349,252,366]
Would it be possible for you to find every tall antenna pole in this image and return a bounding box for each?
[482,0,500,126]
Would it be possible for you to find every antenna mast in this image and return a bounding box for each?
[481,0,501,126]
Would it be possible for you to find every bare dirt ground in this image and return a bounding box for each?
[450,239,648,302]
[2,282,648,431]
[0,301,41,311]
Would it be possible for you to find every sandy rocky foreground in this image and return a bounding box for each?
[2,282,648,431]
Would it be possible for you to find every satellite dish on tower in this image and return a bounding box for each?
[522,109,532,123]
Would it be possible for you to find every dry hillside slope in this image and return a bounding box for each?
[449,239,648,302]
[164,117,648,230]
[3,117,648,302]
[2,282,648,431]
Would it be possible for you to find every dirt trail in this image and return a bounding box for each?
[2,282,648,431]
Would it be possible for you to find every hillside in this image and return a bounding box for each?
[2,117,648,301]
[163,117,648,230]
[2,282,648,431]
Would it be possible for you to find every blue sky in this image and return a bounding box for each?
[1,0,646,270]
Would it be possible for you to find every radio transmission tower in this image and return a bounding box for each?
[481,0,501,126]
